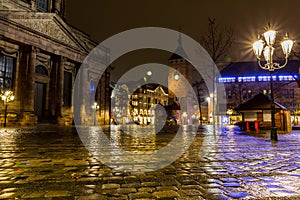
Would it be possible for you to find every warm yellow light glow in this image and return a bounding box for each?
[92,102,99,110]
[281,39,294,56]
[1,90,14,103]
[253,39,264,57]
[264,30,276,45]
[174,74,179,81]
[263,46,274,62]
[226,109,233,115]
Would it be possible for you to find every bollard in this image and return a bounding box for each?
[254,121,259,132]
[246,121,250,132]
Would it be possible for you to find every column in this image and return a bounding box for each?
[55,56,64,118]
[49,55,64,123]
[25,46,38,112]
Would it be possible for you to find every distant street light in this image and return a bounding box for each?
[1,90,15,127]
[174,72,179,81]
[91,102,99,125]
[253,26,294,141]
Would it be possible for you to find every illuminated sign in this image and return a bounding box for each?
[219,75,298,83]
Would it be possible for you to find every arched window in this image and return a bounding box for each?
[35,65,48,76]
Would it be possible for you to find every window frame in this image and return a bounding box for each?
[0,55,15,90]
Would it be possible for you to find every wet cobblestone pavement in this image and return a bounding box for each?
[0,124,300,199]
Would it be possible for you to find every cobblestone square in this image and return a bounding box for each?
[0,124,300,199]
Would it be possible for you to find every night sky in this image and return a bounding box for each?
[65,0,300,79]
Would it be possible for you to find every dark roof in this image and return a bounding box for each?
[236,93,287,111]
[221,60,300,76]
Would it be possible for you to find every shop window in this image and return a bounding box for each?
[0,55,14,90]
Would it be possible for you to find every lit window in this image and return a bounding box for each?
[218,77,236,83]
[258,76,276,81]
[238,76,256,82]
[0,55,14,90]
[278,75,295,81]
[258,76,270,82]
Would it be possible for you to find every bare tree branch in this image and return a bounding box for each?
[200,17,234,66]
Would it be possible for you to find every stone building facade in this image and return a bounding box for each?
[0,0,110,126]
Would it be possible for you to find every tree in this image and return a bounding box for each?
[200,18,234,66]
[192,80,206,125]
[198,18,234,126]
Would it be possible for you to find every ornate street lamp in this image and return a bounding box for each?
[1,90,15,127]
[253,27,294,141]
[91,102,99,125]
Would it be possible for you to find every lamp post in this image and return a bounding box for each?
[1,90,15,127]
[253,27,294,141]
[91,102,99,126]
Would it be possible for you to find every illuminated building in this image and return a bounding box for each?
[110,81,169,125]
[0,0,110,126]
[130,84,169,125]
[219,61,300,125]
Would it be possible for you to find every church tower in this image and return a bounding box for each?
[168,33,195,124]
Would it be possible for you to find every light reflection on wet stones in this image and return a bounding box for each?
[0,125,300,198]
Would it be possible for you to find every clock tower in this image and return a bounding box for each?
[168,33,195,124]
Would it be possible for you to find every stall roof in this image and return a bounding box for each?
[236,93,287,111]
